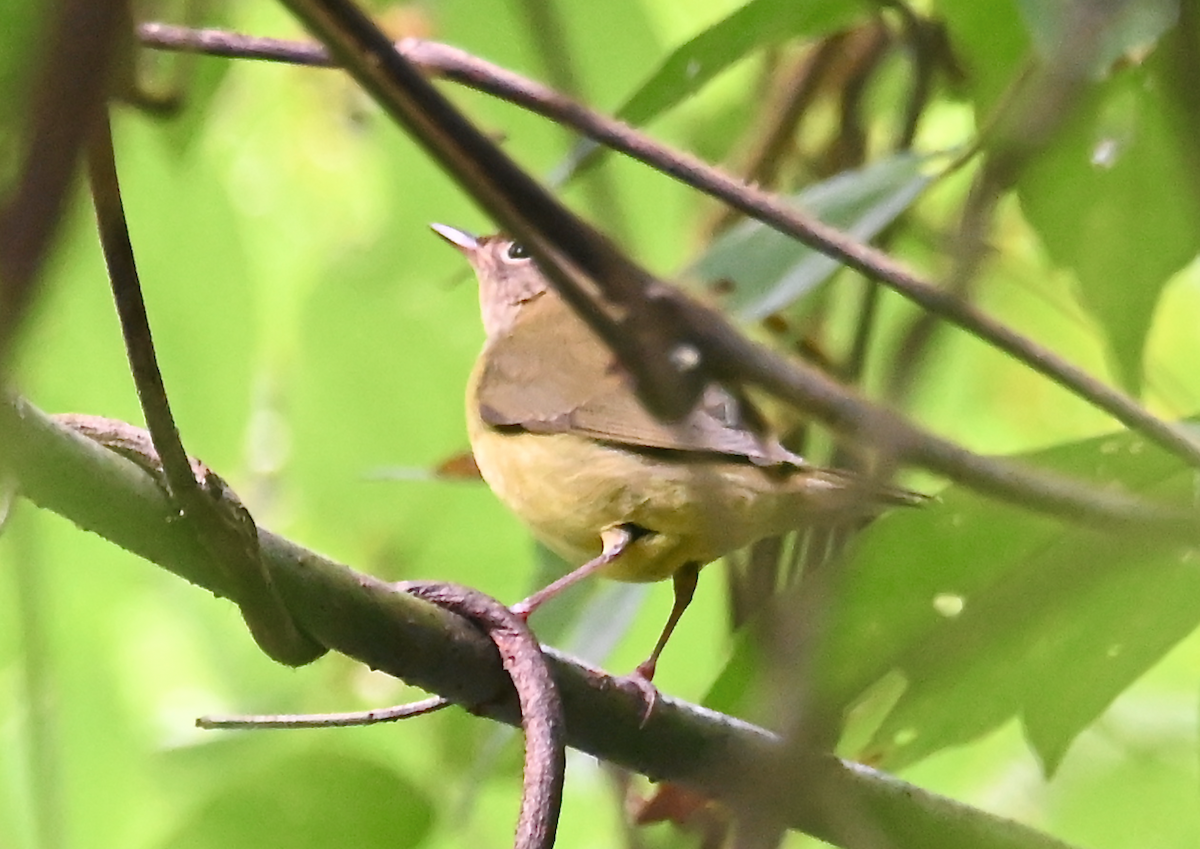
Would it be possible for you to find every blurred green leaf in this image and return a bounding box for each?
[1046,699,1200,848]
[558,0,866,179]
[161,749,433,849]
[816,424,1199,774]
[931,0,1029,112]
[1017,0,1178,78]
[613,0,865,128]
[690,153,938,319]
[1018,50,1200,394]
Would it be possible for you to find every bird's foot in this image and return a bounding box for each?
[509,599,534,621]
[621,660,660,728]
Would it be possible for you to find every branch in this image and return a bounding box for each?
[83,116,322,666]
[132,18,1200,554]
[134,22,1200,471]
[0,396,1082,849]
[277,0,709,424]
[401,581,565,849]
[0,0,125,365]
[86,112,196,510]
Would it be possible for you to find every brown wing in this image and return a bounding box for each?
[474,292,803,467]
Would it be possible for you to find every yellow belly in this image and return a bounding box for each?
[468,415,821,583]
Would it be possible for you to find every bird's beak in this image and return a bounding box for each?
[430,223,479,253]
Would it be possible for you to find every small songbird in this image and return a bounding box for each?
[434,224,922,684]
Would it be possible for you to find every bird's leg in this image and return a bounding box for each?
[511,524,636,620]
[633,561,700,683]
[622,562,700,725]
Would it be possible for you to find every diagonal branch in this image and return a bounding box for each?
[134,22,1200,472]
[281,0,708,424]
[228,0,1200,551]
[0,395,1081,849]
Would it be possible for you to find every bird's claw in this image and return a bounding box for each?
[624,663,660,728]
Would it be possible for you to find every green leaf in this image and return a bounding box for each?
[814,424,1199,774]
[615,0,865,128]
[558,0,865,179]
[690,153,938,319]
[1017,0,1178,78]
[161,749,433,849]
[931,0,1029,112]
[1018,50,1200,394]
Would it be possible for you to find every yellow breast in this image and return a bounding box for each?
[468,415,833,583]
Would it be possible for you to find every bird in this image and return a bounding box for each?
[433,223,923,686]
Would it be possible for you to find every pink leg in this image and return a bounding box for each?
[511,525,635,620]
[625,562,700,725]
[634,561,700,682]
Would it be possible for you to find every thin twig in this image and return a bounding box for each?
[816,19,890,175]
[702,35,843,237]
[198,695,450,729]
[134,22,1200,471]
[86,112,199,504]
[743,40,843,187]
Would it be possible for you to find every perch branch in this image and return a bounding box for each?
[0,396,1082,849]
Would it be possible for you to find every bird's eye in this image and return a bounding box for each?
[506,242,530,260]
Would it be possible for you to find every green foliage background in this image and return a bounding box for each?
[3,1,1200,848]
